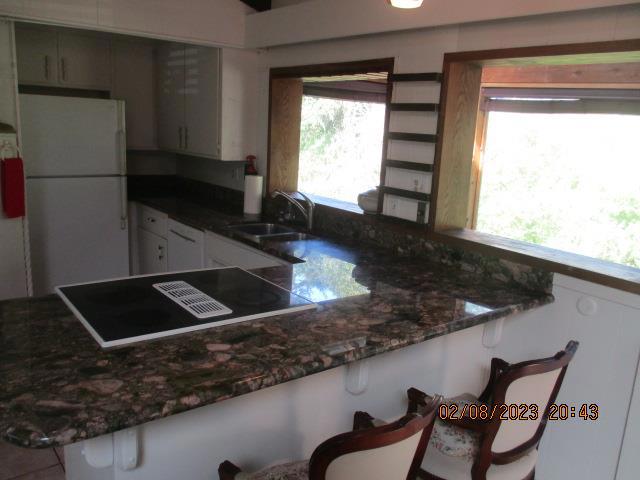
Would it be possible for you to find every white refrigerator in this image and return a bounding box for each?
[20,94,129,295]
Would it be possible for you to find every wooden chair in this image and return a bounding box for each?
[408,341,579,480]
[219,393,442,480]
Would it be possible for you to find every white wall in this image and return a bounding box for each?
[0,19,29,300]
[66,321,494,480]
[495,274,640,479]
[253,3,640,193]
[246,0,639,47]
[0,0,251,47]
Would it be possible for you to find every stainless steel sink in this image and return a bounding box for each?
[225,223,311,243]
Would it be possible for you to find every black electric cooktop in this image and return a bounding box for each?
[56,267,316,348]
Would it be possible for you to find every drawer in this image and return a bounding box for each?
[139,205,168,238]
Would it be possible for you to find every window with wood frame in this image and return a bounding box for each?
[472,83,640,267]
[431,41,640,283]
[268,59,394,213]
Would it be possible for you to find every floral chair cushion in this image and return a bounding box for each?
[244,460,309,480]
[429,394,483,461]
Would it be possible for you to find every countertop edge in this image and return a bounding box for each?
[2,294,553,449]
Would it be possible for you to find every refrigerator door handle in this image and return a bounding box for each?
[116,129,126,176]
[119,176,128,230]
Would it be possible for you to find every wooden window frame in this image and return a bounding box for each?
[431,39,640,231]
[428,39,640,295]
[267,58,395,207]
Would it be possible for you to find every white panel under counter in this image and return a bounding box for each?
[494,274,640,479]
[64,322,492,480]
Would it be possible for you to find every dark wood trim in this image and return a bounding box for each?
[221,398,441,480]
[303,83,387,104]
[377,67,396,215]
[432,228,640,295]
[384,159,434,172]
[388,132,438,143]
[271,58,395,79]
[238,0,271,11]
[309,398,441,480]
[389,103,439,112]
[442,39,640,65]
[389,72,443,82]
[379,186,430,202]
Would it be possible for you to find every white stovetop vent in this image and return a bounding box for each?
[153,281,232,319]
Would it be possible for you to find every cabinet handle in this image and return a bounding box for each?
[185,127,189,150]
[147,217,156,223]
[178,127,183,149]
[158,245,164,260]
[44,55,50,80]
[170,229,196,243]
[60,57,67,81]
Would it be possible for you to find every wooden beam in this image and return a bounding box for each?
[431,62,483,231]
[481,62,640,86]
[443,39,640,65]
[239,0,271,12]
[267,78,303,192]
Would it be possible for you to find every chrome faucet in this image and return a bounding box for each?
[271,190,315,231]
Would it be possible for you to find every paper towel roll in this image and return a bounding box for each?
[243,175,263,215]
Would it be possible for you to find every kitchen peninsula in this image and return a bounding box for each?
[0,197,553,479]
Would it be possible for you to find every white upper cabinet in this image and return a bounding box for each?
[184,46,220,158]
[156,43,186,153]
[15,25,112,90]
[112,39,157,150]
[156,43,259,161]
[15,26,58,86]
[219,48,259,161]
[156,43,220,159]
[58,31,111,89]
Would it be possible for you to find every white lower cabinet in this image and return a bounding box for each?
[205,231,289,270]
[167,219,204,271]
[138,227,167,274]
[130,202,289,275]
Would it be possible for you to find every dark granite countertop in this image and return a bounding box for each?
[0,197,554,448]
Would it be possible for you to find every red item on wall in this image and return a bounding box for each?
[245,155,258,175]
[1,156,26,218]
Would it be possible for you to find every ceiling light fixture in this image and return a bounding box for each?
[387,0,424,8]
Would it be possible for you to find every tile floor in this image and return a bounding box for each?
[0,441,65,480]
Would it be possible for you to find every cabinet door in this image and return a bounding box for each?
[167,220,204,271]
[15,26,58,86]
[58,32,112,89]
[112,40,157,150]
[205,232,288,270]
[156,43,185,152]
[138,227,167,274]
[219,48,259,161]
[184,46,220,158]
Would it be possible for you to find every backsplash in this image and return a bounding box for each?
[129,181,552,295]
[266,198,553,295]
[128,175,244,213]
